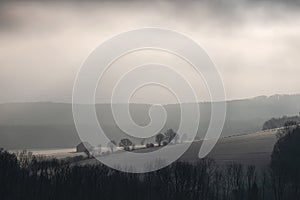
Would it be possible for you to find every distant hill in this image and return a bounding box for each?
[0,94,299,149]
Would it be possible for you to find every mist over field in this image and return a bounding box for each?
[1,0,299,149]
[1,0,300,199]
[0,94,299,149]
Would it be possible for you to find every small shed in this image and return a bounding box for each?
[76,142,93,153]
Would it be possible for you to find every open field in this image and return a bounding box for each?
[192,129,278,166]
[75,128,279,168]
[11,128,278,168]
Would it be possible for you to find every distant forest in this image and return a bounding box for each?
[1,125,300,200]
[262,115,300,130]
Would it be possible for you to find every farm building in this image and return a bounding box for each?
[76,142,93,153]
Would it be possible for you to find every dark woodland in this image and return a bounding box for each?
[1,125,300,200]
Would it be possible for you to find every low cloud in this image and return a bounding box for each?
[0,0,299,103]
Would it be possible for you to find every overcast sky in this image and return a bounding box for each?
[0,0,300,103]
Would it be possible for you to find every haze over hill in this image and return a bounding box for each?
[0,94,299,149]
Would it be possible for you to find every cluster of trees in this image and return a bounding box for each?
[2,121,300,200]
[270,125,300,199]
[116,129,184,151]
[1,124,300,200]
[0,149,261,200]
[0,149,295,200]
[155,129,180,146]
[262,115,300,130]
[82,129,184,155]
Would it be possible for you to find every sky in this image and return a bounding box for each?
[0,0,300,104]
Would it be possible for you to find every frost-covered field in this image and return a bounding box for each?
[75,129,279,168]
[10,129,278,168]
[200,129,278,166]
[9,148,85,159]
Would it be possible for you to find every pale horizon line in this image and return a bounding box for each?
[0,93,299,105]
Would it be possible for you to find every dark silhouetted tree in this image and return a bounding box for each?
[164,129,177,144]
[155,133,165,146]
[119,138,133,151]
[271,125,300,199]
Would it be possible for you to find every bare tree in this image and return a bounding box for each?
[140,139,145,146]
[155,133,165,146]
[107,140,116,153]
